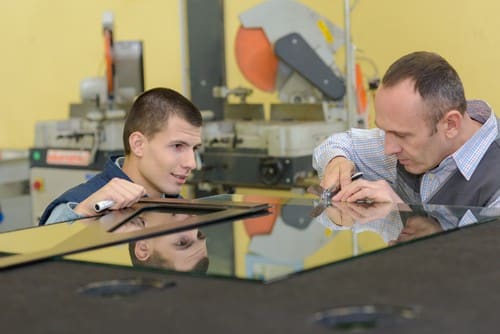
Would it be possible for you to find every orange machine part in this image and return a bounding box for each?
[355,63,367,114]
[103,29,114,96]
[235,25,278,92]
[241,195,281,237]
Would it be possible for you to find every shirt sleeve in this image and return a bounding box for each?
[312,128,398,183]
[44,202,84,225]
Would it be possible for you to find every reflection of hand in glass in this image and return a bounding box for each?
[324,202,396,227]
[389,215,443,246]
[115,211,209,273]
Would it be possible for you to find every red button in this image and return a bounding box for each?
[33,179,44,191]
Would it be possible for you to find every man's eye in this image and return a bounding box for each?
[175,237,190,247]
[130,215,145,227]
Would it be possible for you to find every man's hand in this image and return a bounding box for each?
[325,201,396,227]
[332,179,404,204]
[75,178,147,217]
[320,156,356,191]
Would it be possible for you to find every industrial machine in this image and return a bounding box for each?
[0,149,31,232]
[190,0,369,193]
[29,1,373,223]
[29,12,144,226]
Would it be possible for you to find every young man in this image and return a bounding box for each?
[313,51,500,207]
[39,87,203,225]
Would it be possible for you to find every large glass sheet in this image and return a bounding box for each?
[63,194,500,282]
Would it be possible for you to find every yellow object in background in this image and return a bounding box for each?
[2,0,499,148]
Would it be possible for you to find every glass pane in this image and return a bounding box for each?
[63,195,500,282]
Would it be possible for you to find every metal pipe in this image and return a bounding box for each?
[344,0,357,128]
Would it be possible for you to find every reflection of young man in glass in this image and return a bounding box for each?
[116,211,209,273]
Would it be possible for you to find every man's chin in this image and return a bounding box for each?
[402,164,425,176]
[163,184,183,197]
[173,186,183,196]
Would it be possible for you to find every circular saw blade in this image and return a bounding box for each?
[235,25,278,92]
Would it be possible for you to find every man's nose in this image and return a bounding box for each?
[182,151,197,170]
[384,135,401,155]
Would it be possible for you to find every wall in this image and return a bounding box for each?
[1,0,499,149]
[0,0,184,149]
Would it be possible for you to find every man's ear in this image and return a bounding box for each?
[134,240,151,261]
[129,131,146,157]
[441,110,462,138]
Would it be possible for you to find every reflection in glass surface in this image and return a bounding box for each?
[65,196,500,283]
[318,202,500,246]
[0,198,268,270]
[114,211,209,273]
